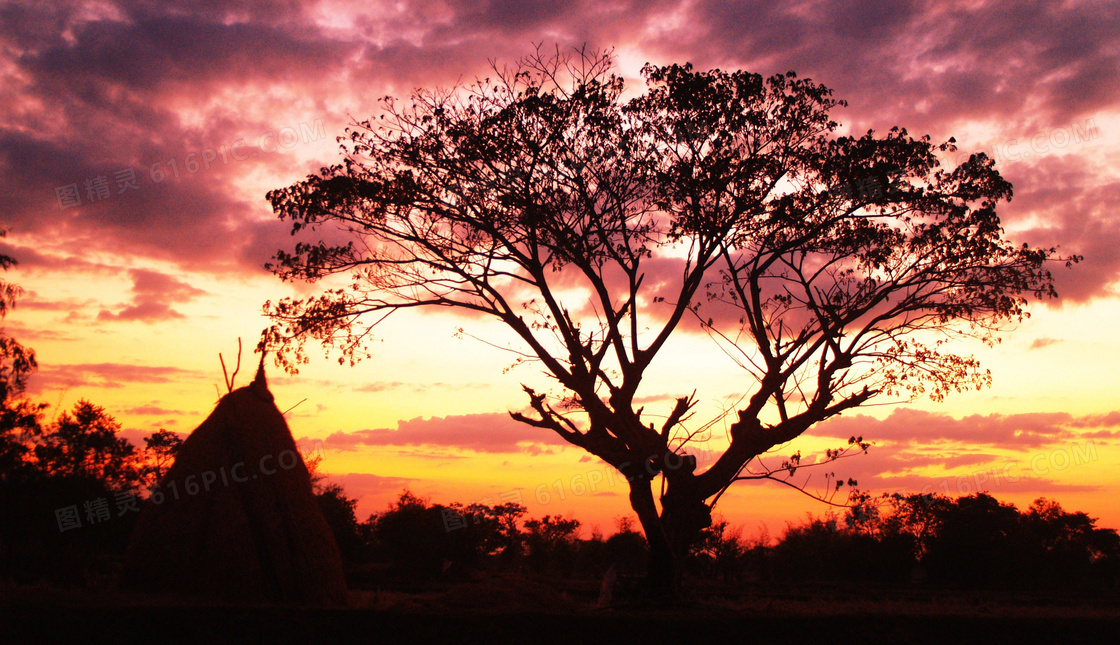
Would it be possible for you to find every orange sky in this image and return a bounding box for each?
[2,0,1119,537]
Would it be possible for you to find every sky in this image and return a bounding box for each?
[2,0,1119,539]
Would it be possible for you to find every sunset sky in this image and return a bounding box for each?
[2,0,1118,538]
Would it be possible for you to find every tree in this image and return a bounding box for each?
[315,482,365,564]
[0,233,45,482]
[689,518,748,582]
[444,500,527,557]
[262,47,1072,596]
[522,514,581,573]
[34,400,141,491]
[139,428,182,488]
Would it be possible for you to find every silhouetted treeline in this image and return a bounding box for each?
[704,492,1120,592]
[316,488,1120,595]
[5,407,1119,596]
[311,488,648,590]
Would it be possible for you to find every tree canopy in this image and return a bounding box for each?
[262,47,1071,595]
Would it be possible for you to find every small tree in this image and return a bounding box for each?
[690,518,747,582]
[523,514,581,574]
[140,429,182,488]
[315,482,365,564]
[34,400,141,491]
[262,47,1072,596]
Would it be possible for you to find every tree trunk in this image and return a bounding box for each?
[625,472,716,601]
[627,479,678,598]
[661,487,713,562]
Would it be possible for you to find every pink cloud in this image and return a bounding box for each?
[96,268,207,322]
[27,362,208,393]
[740,406,1118,500]
[322,411,570,454]
[312,471,416,519]
[811,407,1106,448]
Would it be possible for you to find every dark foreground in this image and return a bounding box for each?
[3,578,1118,644]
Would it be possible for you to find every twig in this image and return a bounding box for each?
[219,338,243,393]
[282,398,307,416]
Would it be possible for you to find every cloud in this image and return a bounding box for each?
[311,471,416,518]
[0,1,352,275]
[743,407,1115,499]
[0,241,122,277]
[119,404,193,416]
[1070,411,1120,428]
[322,411,570,454]
[1030,337,1062,350]
[0,320,81,343]
[315,471,414,497]
[811,407,1115,449]
[10,292,99,312]
[28,362,208,392]
[654,0,1120,130]
[96,268,207,322]
[348,380,495,394]
[2,0,1115,311]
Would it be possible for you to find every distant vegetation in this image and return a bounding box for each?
[324,488,1120,597]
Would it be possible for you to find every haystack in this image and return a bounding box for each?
[122,363,347,605]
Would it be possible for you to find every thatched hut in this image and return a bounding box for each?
[122,364,347,605]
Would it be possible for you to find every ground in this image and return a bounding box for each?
[2,574,1118,644]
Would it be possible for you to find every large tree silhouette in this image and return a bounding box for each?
[262,48,1070,596]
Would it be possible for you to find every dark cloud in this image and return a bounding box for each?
[665,0,1120,129]
[18,6,350,93]
[999,156,1120,302]
[0,0,350,275]
[3,0,1116,303]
